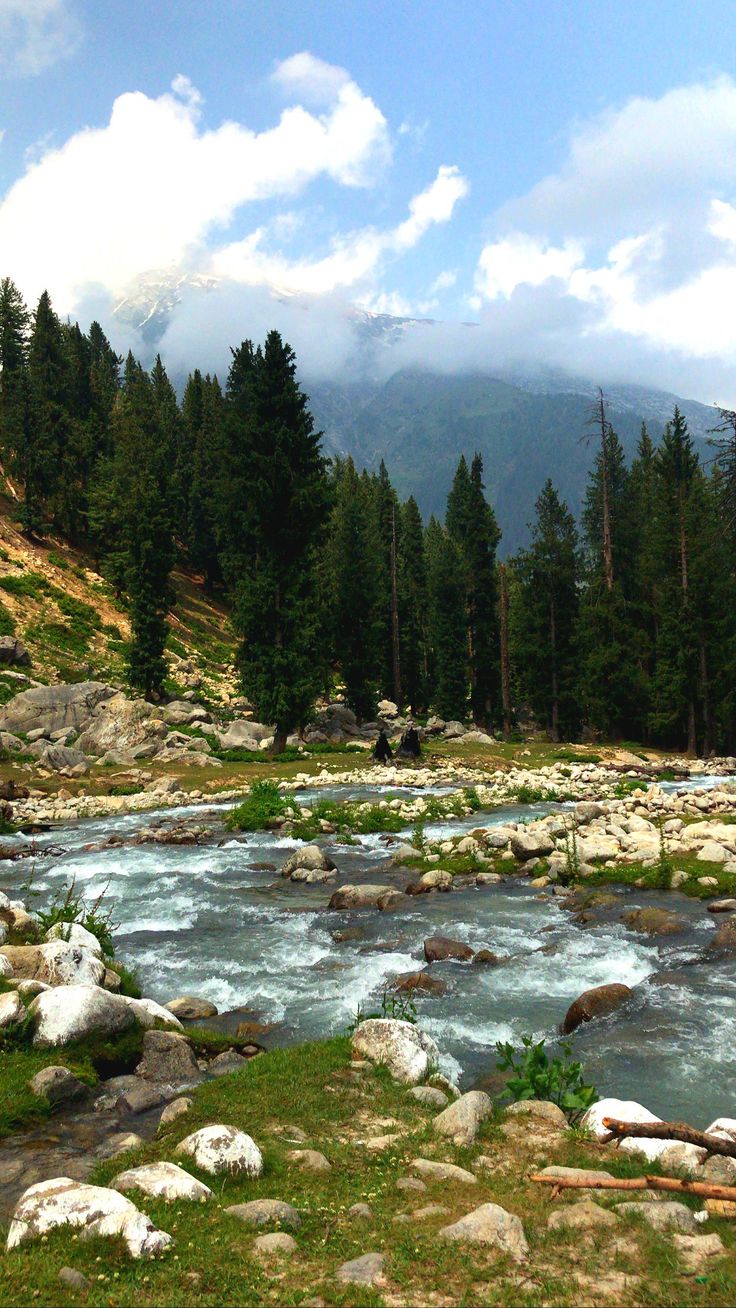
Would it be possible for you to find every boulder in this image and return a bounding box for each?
[574,802,605,824]
[0,730,24,753]
[44,922,104,957]
[505,1100,568,1129]
[285,1149,331,1172]
[112,1162,212,1203]
[709,918,736,953]
[562,983,633,1034]
[393,970,446,996]
[6,1177,172,1259]
[510,828,555,860]
[158,1097,193,1130]
[77,693,166,758]
[280,845,337,882]
[0,636,31,666]
[704,1117,736,1143]
[254,1232,297,1256]
[336,1252,385,1286]
[164,995,218,1021]
[424,936,474,962]
[672,1233,727,1272]
[161,701,210,727]
[125,996,183,1030]
[28,1066,89,1109]
[0,681,116,737]
[29,984,158,1047]
[410,1158,477,1185]
[416,869,453,891]
[208,1051,248,1077]
[580,1097,674,1160]
[1,942,105,988]
[351,1019,439,1085]
[0,989,26,1027]
[329,884,398,909]
[538,1165,615,1185]
[175,1125,264,1177]
[409,1085,449,1108]
[215,721,271,751]
[616,1201,699,1233]
[225,1199,301,1229]
[548,1200,620,1232]
[135,1029,200,1084]
[432,1091,492,1146]
[439,1203,528,1259]
[39,744,89,774]
[621,907,687,936]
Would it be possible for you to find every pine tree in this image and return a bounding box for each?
[511,481,580,740]
[0,278,31,517]
[222,331,328,751]
[24,291,72,534]
[398,495,429,714]
[446,453,501,726]
[186,373,225,590]
[426,518,468,720]
[325,458,382,719]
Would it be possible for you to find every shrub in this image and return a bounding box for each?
[33,877,117,958]
[0,571,48,598]
[226,779,288,831]
[495,1034,598,1122]
[347,990,418,1035]
[0,600,15,637]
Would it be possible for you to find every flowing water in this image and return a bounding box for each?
[3,781,735,1127]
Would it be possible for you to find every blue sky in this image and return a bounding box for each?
[3,0,736,400]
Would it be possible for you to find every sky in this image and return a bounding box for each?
[3,0,736,401]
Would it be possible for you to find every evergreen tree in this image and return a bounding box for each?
[221,331,328,752]
[325,458,382,719]
[0,278,31,518]
[511,481,580,740]
[398,495,429,714]
[426,518,468,720]
[446,453,501,726]
[25,291,72,534]
[187,373,225,590]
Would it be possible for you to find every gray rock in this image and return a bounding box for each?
[397,1176,427,1192]
[113,1161,212,1202]
[164,996,218,1021]
[510,828,555,860]
[158,1097,193,1131]
[176,1125,264,1176]
[207,1050,248,1076]
[348,1203,374,1219]
[225,1199,301,1229]
[0,730,24,753]
[29,1065,89,1109]
[0,989,26,1027]
[336,1252,385,1286]
[505,1099,568,1128]
[538,1165,615,1184]
[672,1233,726,1272]
[254,1232,297,1256]
[410,1158,477,1185]
[548,1200,620,1231]
[40,744,89,774]
[432,1091,492,1146]
[58,1267,89,1290]
[574,802,605,824]
[616,1201,699,1233]
[118,1082,165,1115]
[280,845,336,879]
[439,1203,528,1259]
[286,1148,331,1172]
[96,1132,144,1160]
[7,1177,171,1259]
[0,681,116,737]
[409,1085,449,1108]
[351,1018,439,1084]
[135,1029,200,1084]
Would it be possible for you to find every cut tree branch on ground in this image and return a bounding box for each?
[531,1174,736,1202]
[601,1117,736,1159]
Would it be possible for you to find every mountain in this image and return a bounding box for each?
[113,277,718,554]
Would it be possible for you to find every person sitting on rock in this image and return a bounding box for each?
[404,724,421,757]
[373,729,393,763]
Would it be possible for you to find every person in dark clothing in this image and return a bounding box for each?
[373,729,393,763]
[396,723,422,760]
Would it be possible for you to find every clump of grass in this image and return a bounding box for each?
[31,876,117,958]
[104,959,142,998]
[226,779,288,831]
[0,570,48,598]
[0,598,15,636]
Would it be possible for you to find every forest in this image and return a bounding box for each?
[0,277,734,755]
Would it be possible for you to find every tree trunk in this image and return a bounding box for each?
[601,1117,736,1159]
[699,640,713,756]
[532,1174,736,1202]
[271,728,288,756]
[390,505,401,706]
[499,563,512,740]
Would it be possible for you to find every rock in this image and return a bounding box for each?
[616,1201,699,1233]
[351,1018,439,1084]
[113,1162,212,1202]
[77,693,167,758]
[393,970,446,996]
[6,1177,171,1259]
[396,1176,427,1193]
[40,744,89,774]
[44,922,104,957]
[216,720,272,751]
[336,1252,385,1286]
[225,1199,301,1229]
[562,983,633,1034]
[548,1200,620,1232]
[658,1142,708,1176]
[0,954,12,978]
[0,681,115,737]
[0,989,26,1027]
[538,1165,615,1184]
[439,1203,528,1259]
[410,1158,477,1185]
[580,1097,671,1159]
[116,1082,165,1115]
[28,1066,89,1108]
[103,969,121,993]
[574,802,605,824]
[329,884,397,909]
[511,828,555,860]
[58,1267,89,1290]
[208,1050,248,1076]
[705,1117,736,1143]
[412,1204,451,1219]
[709,918,736,952]
[701,1155,736,1185]
[409,1085,449,1108]
[286,1149,331,1172]
[417,869,453,891]
[423,935,474,963]
[708,898,736,913]
[1,941,105,988]
[0,636,31,666]
[158,1096,193,1130]
[622,907,687,936]
[135,1029,200,1084]
[505,1100,568,1129]
[125,996,183,1030]
[161,701,209,727]
[280,845,336,880]
[176,1125,263,1177]
[96,1133,144,1160]
[0,730,25,753]
[472,949,505,965]
[254,1232,297,1256]
[29,985,133,1047]
[432,1091,492,1146]
[348,1202,373,1219]
[164,995,218,1021]
[673,1233,726,1271]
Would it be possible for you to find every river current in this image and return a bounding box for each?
[3,780,734,1126]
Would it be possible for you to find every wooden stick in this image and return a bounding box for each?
[602,1117,736,1159]
[531,1174,736,1202]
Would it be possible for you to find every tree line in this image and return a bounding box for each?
[0,277,734,754]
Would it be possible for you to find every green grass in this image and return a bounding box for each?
[226,780,290,832]
[0,570,48,598]
[581,854,736,898]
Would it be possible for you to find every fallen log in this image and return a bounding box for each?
[531,1173,736,1202]
[602,1117,736,1160]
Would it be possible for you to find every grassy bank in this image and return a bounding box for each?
[1,1035,735,1306]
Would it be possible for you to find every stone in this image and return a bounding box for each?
[708,898,736,913]
[29,1065,89,1109]
[43,922,104,957]
[351,1018,439,1085]
[673,1233,726,1271]
[40,744,89,774]
[336,1252,385,1286]
[700,1155,736,1185]
[77,693,167,758]
[0,989,26,1027]
[164,995,218,1021]
[0,636,31,666]
[58,1267,89,1290]
[6,1177,171,1259]
[29,985,131,1047]
[125,996,183,1030]
[161,701,210,727]
[286,1149,331,1172]
[397,1176,426,1192]
[412,1204,451,1219]
[215,720,272,751]
[225,1198,301,1229]
[538,1165,615,1185]
[709,919,736,952]
[348,1203,373,1219]
[158,1096,193,1130]
[439,1203,528,1259]
[409,1085,449,1108]
[280,845,336,880]
[432,1091,492,1147]
[113,1161,212,1202]
[548,1200,620,1232]
[97,1133,144,1160]
[616,1201,699,1233]
[423,935,474,962]
[622,907,687,936]
[176,1125,264,1177]
[410,1158,477,1185]
[1,941,105,988]
[208,1050,248,1076]
[0,954,12,978]
[135,1029,200,1084]
[562,983,634,1034]
[393,970,446,996]
[117,1082,165,1115]
[417,869,453,891]
[254,1232,297,1256]
[505,1100,568,1129]
[705,1117,736,1143]
[510,828,555,861]
[574,802,605,824]
[0,681,115,737]
[580,1097,665,1159]
[658,1142,708,1176]
[329,884,397,909]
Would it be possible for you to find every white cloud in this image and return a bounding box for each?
[475,234,583,300]
[272,51,351,106]
[0,0,81,76]
[0,65,393,311]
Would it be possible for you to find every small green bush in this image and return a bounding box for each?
[495,1034,598,1122]
[0,599,15,636]
[33,878,117,959]
[226,779,288,831]
[0,571,48,598]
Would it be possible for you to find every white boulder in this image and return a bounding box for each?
[439,1203,529,1259]
[30,985,137,1047]
[6,1178,171,1259]
[44,922,104,958]
[351,1019,439,1085]
[175,1125,264,1176]
[580,1097,673,1161]
[112,1162,211,1203]
[432,1091,492,1146]
[0,990,26,1027]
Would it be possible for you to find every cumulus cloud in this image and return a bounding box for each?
[0,0,81,76]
